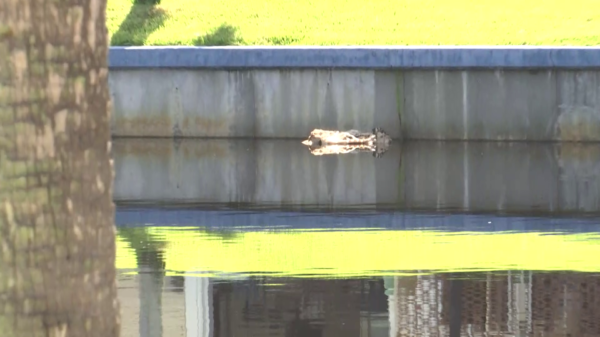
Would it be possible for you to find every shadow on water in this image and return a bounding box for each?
[110,4,168,46]
[194,23,243,46]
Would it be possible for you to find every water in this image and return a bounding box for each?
[115,139,600,337]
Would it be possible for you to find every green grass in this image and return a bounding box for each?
[107,0,600,46]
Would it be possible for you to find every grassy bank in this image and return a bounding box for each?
[107,0,600,46]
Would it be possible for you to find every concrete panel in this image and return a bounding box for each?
[109,70,256,137]
[112,139,600,214]
[403,70,557,140]
[252,70,377,137]
[109,69,402,139]
[555,71,600,141]
[374,71,402,137]
[402,71,465,140]
[108,47,600,69]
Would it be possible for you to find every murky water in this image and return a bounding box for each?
[115,139,600,337]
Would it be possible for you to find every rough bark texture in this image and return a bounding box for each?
[0,0,120,336]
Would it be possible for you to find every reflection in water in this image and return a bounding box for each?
[113,139,600,215]
[119,227,600,277]
[114,139,600,337]
[117,217,600,337]
[120,228,167,337]
[118,267,600,337]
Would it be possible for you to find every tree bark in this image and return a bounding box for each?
[0,0,120,336]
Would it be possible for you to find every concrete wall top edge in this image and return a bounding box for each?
[108,46,600,69]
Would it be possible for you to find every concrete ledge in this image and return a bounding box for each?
[108,46,600,69]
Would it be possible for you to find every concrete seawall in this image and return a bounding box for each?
[108,47,600,141]
[112,139,600,214]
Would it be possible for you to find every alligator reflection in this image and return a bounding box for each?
[118,270,600,337]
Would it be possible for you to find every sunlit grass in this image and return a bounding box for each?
[116,227,600,278]
[107,0,600,46]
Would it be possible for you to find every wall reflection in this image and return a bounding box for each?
[113,139,600,214]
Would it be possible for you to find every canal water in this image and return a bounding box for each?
[115,139,600,337]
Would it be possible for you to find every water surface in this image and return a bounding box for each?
[115,139,600,337]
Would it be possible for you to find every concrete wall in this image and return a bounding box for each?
[112,139,600,214]
[402,70,600,141]
[109,68,600,140]
[109,69,401,139]
[107,47,600,141]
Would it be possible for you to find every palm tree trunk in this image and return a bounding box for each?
[0,0,120,336]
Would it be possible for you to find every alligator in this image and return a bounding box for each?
[301,127,392,157]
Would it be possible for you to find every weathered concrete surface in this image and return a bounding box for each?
[109,69,401,138]
[108,46,600,69]
[112,139,600,214]
[109,69,600,141]
[401,70,600,141]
